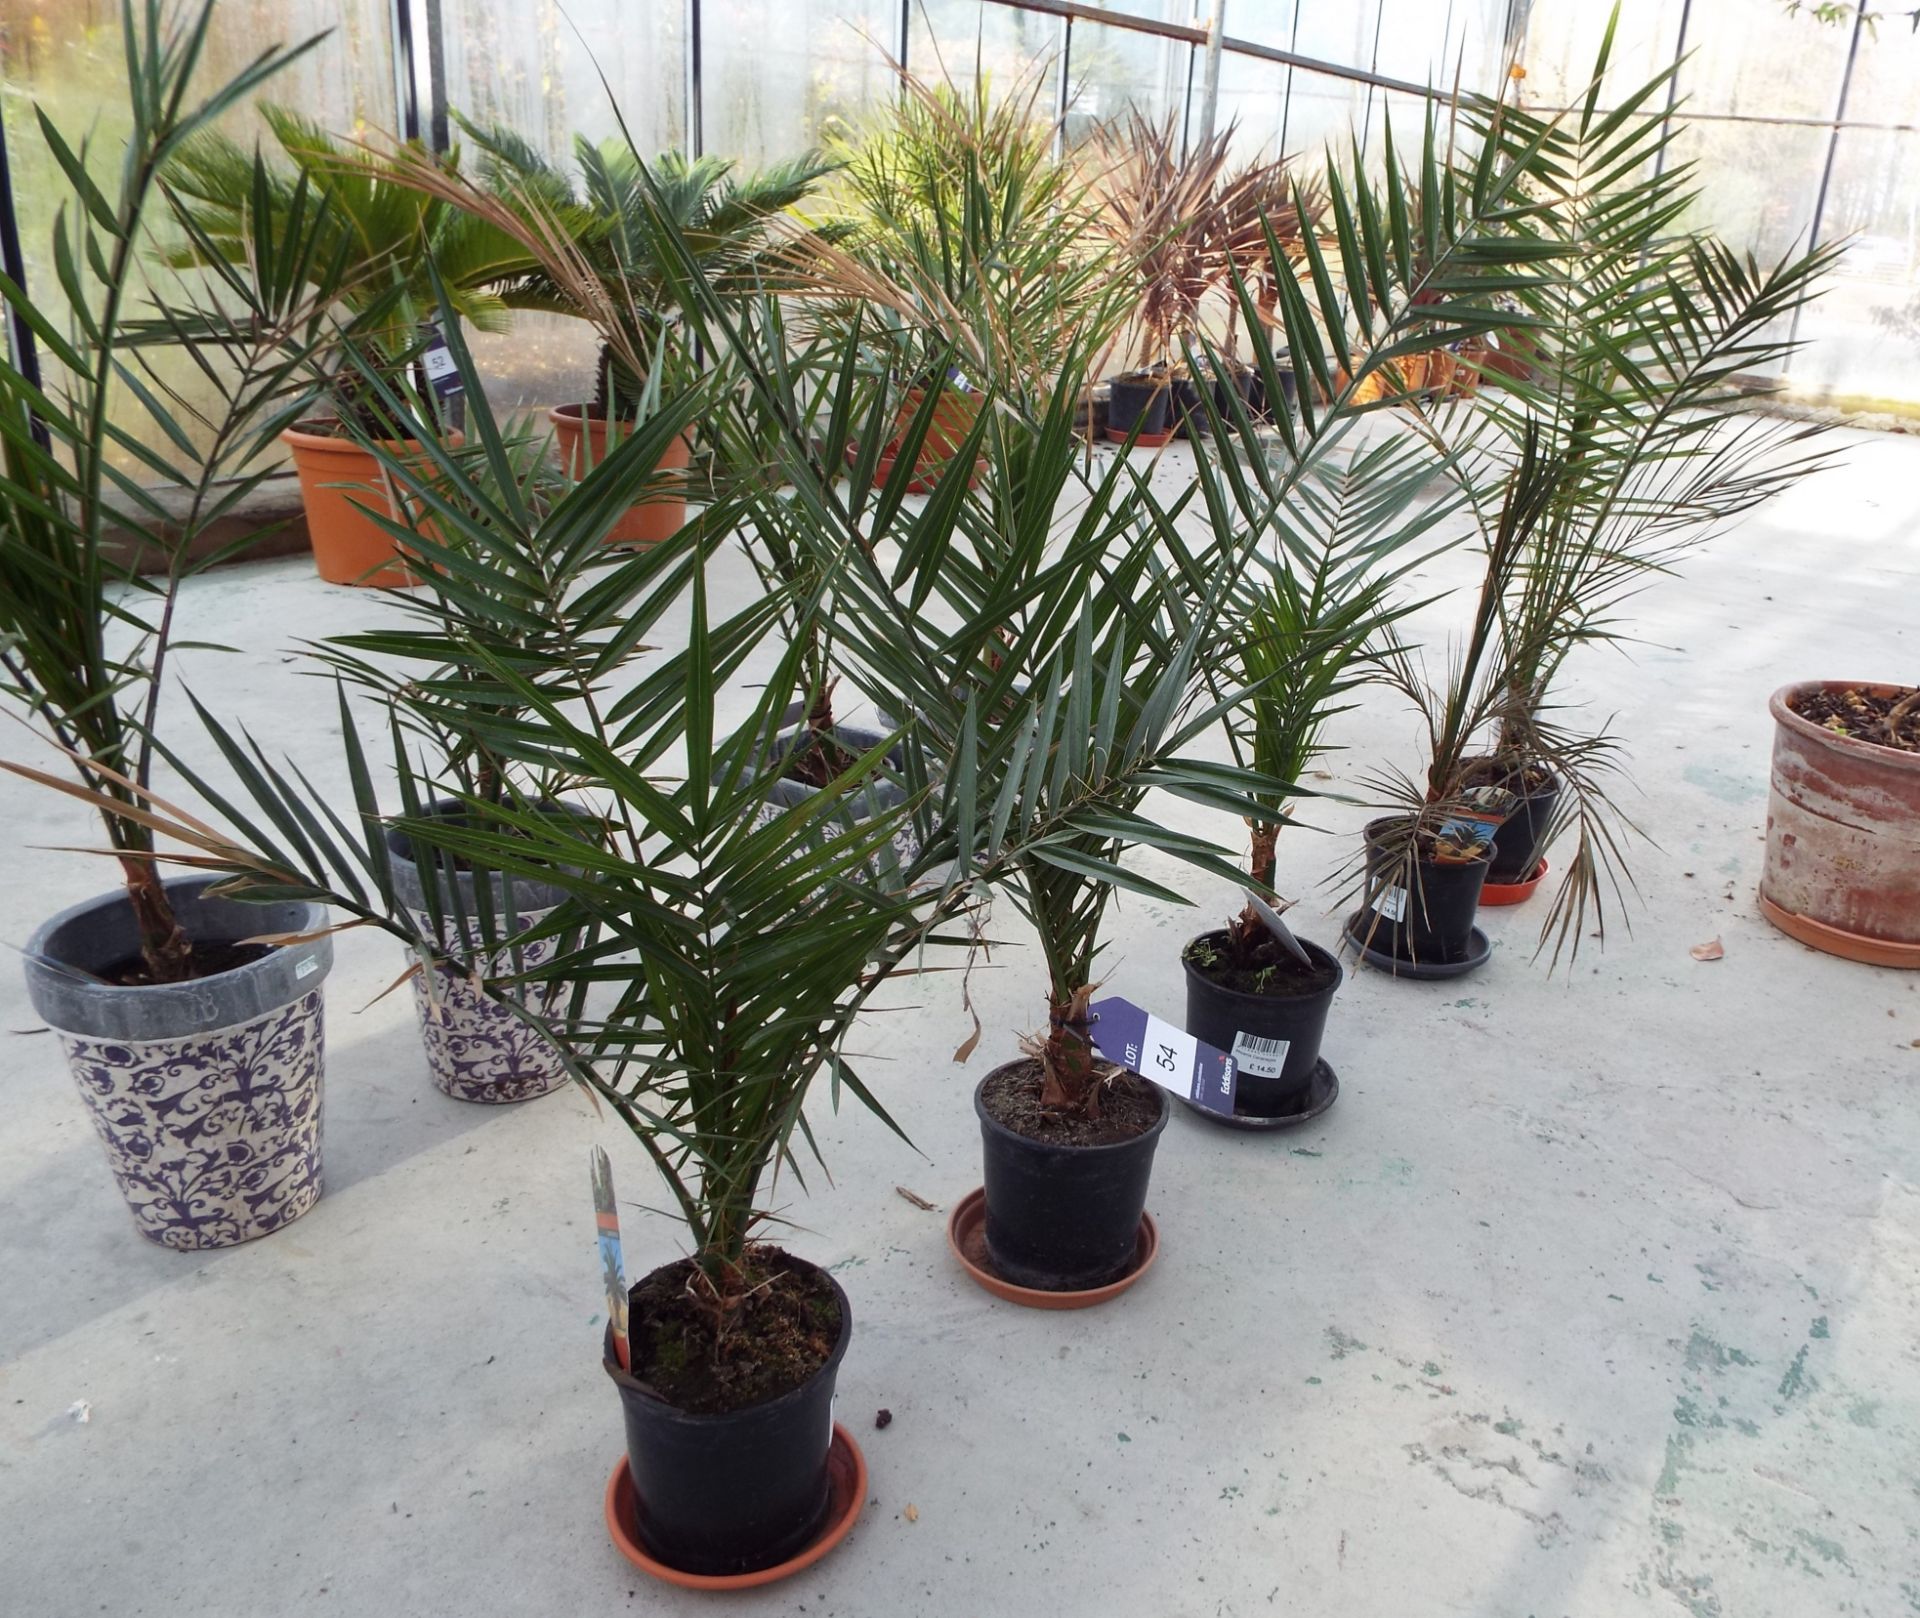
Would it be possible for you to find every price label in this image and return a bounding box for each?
[1373,885,1409,922]
[1087,996,1237,1117]
[1230,1030,1289,1078]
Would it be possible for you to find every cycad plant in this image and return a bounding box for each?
[158,103,530,429]
[451,122,838,415]
[0,0,344,981]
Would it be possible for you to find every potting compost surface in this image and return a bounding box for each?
[1790,682,1920,752]
[4,433,1918,1618]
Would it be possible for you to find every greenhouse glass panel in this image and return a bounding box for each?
[436,0,684,160]
[1788,129,1920,409]
[702,0,897,167]
[1064,13,1190,147]
[909,0,1063,97]
[1516,0,1681,108]
[1371,0,1507,94]
[1673,0,1852,121]
[0,0,397,465]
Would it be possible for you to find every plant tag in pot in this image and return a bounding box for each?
[1087,996,1237,1117]
[1373,885,1409,922]
[420,325,464,399]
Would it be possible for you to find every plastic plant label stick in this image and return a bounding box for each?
[1242,888,1313,968]
[591,1146,630,1371]
[1087,996,1237,1116]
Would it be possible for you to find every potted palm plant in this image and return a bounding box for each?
[1178,339,1453,1119]
[82,141,1163,1577]
[1089,113,1268,444]
[1440,40,1842,933]
[0,0,355,1248]
[160,106,530,583]
[817,61,1124,475]
[298,325,714,1102]
[451,121,839,545]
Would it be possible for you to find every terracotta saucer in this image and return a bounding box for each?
[1480,858,1548,907]
[603,1424,867,1590]
[1758,891,1920,969]
[946,1186,1158,1310]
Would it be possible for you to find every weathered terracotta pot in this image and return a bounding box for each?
[1760,681,1920,968]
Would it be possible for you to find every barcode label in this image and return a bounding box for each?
[1374,885,1409,922]
[1230,1030,1289,1078]
[294,956,320,979]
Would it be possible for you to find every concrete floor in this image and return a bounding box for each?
[2,426,1918,1618]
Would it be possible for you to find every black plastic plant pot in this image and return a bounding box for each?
[1170,374,1208,438]
[603,1262,852,1578]
[1107,372,1170,440]
[1486,771,1562,884]
[1211,366,1256,429]
[1182,932,1341,1117]
[1359,816,1492,963]
[1248,367,1298,421]
[974,1064,1169,1292]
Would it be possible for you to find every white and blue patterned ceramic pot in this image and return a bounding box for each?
[758,722,926,876]
[22,876,334,1251]
[386,801,593,1105]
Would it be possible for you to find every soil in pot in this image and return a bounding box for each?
[1106,371,1173,445]
[1789,683,1920,752]
[1182,930,1340,1117]
[979,1057,1161,1146]
[628,1246,840,1415]
[975,1059,1168,1293]
[1357,817,1492,964]
[606,1246,850,1578]
[549,404,692,547]
[98,939,272,986]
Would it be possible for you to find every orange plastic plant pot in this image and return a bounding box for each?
[550,405,691,547]
[282,424,460,587]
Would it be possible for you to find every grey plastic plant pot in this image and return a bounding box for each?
[387,800,597,1105]
[760,723,924,871]
[21,874,333,1250]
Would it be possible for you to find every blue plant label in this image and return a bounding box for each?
[1087,996,1237,1116]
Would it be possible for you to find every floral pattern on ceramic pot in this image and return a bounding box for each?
[58,990,326,1251]
[407,908,571,1104]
